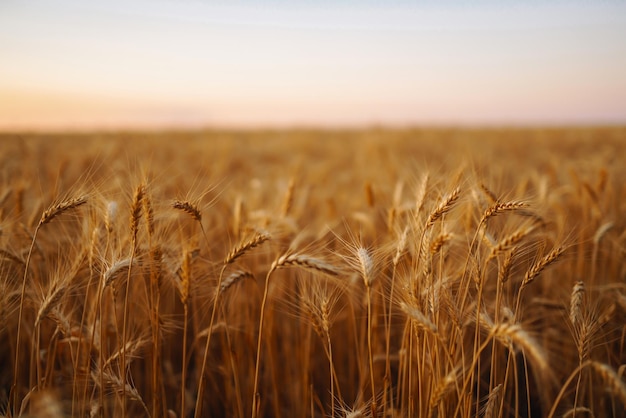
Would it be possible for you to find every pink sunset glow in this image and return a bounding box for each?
[1,1,625,131]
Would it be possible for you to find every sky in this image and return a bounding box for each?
[1,0,625,131]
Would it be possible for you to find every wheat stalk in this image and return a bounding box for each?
[121,183,145,418]
[12,194,88,409]
[561,407,594,418]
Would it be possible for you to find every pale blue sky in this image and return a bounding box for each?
[1,0,625,130]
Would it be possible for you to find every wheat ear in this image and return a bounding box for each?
[40,196,88,226]
[274,253,339,277]
[426,187,461,227]
[590,361,626,407]
[224,232,271,265]
[514,245,566,321]
[524,246,566,286]
[280,178,295,217]
[480,201,528,225]
[220,270,255,293]
[569,281,585,328]
[489,225,535,259]
[483,384,503,418]
[172,199,202,222]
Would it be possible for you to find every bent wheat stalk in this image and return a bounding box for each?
[11,195,87,411]
[197,232,271,418]
[121,185,144,418]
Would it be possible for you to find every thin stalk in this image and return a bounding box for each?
[120,241,137,418]
[181,303,189,418]
[383,263,398,416]
[327,332,335,418]
[11,225,40,411]
[220,304,245,418]
[365,285,377,417]
[194,263,228,418]
[251,264,277,418]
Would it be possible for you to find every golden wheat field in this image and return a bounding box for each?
[1,128,625,418]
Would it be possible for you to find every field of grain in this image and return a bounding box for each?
[0,128,625,418]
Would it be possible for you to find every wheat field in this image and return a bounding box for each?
[0,128,625,418]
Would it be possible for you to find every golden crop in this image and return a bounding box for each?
[0,128,624,417]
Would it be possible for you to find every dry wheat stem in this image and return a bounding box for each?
[548,361,626,418]
[561,407,594,418]
[252,264,277,418]
[515,245,566,321]
[177,247,192,418]
[121,184,145,418]
[194,261,230,418]
[197,231,270,417]
[12,195,88,410]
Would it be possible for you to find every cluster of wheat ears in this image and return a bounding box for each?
[0,130,625,418]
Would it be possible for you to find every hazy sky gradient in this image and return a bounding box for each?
[1,0,625,130]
